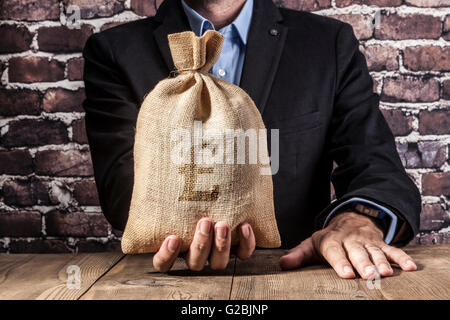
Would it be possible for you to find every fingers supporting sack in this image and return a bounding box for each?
[153,235,181,272]
[186,218,214,271]
[209,221,232,270]
[236,223,255,260]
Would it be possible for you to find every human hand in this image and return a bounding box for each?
[153,217,256,272]
[279,211,417,279]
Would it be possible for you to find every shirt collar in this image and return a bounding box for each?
[181,0,253,45]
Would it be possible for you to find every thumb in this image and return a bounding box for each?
[279,237,319,270]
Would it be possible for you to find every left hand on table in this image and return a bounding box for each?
[279,211,417,279]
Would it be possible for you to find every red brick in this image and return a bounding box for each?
[130,0,163,16]
[279,0,331,11]
[46,210,109,237]
[67,57,84,81]
[73,179,99,205]
[0,88,41,116]
[1,119,68,147]
[372,77,381,93]
[422,172,450,196]
[72,118,88,144]
[35,149,94,176]
[375,14,441,40]
[382,77,439,102]
[419,110,450,135]
[0,25,33,53]
[397,142,446,168]
[444,15,450,40]
[362,45,399,71]
[418,142,447,168]
[2,179,51,206]
[381,109,413,136]
[396,142,419,168]
[0,211,41,236]
[43,88,85,112]
[404,46,450,72]
[45,182,71,207]
[330,14,373,40]
[38,25,93,53]
[336,0,402,6]
[443,80,450,100]
[8,57,65,83]
[0,150,33,175]
[0,0,60,21]
[63,0,125,19]
[76,240,121,252]
[9,239,71,253]
[418,233,449,245]
[420,203,448,232]
[405,0,450,7]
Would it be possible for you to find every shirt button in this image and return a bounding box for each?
[218,69,226,77]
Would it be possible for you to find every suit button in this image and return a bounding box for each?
[269,28,279,36]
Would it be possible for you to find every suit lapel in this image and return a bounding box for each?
[153,0,191,72]
[240,0,287,115]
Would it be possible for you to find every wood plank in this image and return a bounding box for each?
[230,250,384,300]
[1,245,448,300]
[0,252,123,300]
[377,245,450,300]
[230,245,450,300]
[80,254,235,300]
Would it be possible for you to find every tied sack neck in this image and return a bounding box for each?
[168,30,224,74]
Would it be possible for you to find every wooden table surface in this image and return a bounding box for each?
[0,245,449,300]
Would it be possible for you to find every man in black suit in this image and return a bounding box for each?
[83,0,421,279]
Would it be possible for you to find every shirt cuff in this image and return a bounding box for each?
[322,197,398,245]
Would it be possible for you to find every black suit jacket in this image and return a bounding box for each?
[82,0,421,248]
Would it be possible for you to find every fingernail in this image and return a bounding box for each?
[217,226,227,240]
[343,266,353,275]
[379,263,391,274]
[242,225,250,239]
[200,220,211,236]
[364,265,376,277]
[168,237,179,253]
[405,260,417,270]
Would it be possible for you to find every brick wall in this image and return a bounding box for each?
[0,0,449,253]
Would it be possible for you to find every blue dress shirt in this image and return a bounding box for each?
[181,0,252,85]
[181,0,397,244]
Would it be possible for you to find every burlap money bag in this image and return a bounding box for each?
[121,30,281,253]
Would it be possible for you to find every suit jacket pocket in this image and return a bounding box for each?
[267,111,323,155]
[266,111,322,135]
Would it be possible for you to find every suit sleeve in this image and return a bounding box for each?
[315,23,421,245]
[82,33,138,231]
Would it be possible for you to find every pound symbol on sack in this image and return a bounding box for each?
[178,145,219,201]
